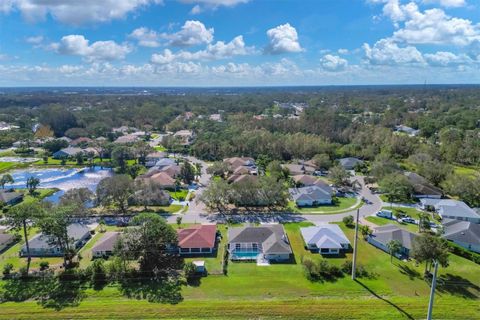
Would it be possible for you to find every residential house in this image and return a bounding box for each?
[92,232,122,258]
[145,152,167,167]
[173,130,195,146]
[420,199,480,224]
[228,174,259,185]
[52,147,83,159]
[224,157,258,183]
[114,134,140,144]
[338,157,364,170]
[161,165,181,179]
[139,172,176,189]
[289,185,333,207]
[21,223,92,257]
[443,219,480,253]
[367,224,417,258]
[209,114,222,122]
[292,175,331,190]
[0,233,15,252]
[177,224,217,255]
[300,224,350,254]
[228,224,292,262]
[0,190,24,205]
[405,172,443,199]
[282,163,316,176]
[70,137,93,146]
[154,158,177,169]
[395,125,420,136]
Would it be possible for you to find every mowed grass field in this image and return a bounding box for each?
[1,222,479,319]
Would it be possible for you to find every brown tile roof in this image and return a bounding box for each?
[150,172,175,186]
[177,224,217,249]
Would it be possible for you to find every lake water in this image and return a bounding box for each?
[7,166,113,203]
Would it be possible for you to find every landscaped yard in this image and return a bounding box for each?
[365,206,429,233]
[0,162,17,172]
[289,197,362,214]
[169,189,189,201]
[0,221,479,319]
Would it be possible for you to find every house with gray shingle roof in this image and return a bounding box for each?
[0,190,23,205]
[367,224,417,258]
[338,157,363,170]
[443,219,480,253]
[289,185,332,207]
[301,224,350,255]
[405,172,443,199]
[228,224,292,262]
[420,199,480,223]
[0,233,15,252]
[92,232,122,258]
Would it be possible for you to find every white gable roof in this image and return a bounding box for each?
[300,224,350,249]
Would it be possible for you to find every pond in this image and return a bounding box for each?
[7,166,113,203]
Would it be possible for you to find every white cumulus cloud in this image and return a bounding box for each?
[0,0,163,25]
[164,20,214,47]
[265,23,303,54]
[363,38,424,65]
[180,0,250,14]
[320,54,348,71]
[129,27,161,47]
[51,35,132,62]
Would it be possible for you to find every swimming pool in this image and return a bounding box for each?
[231,251,259,260]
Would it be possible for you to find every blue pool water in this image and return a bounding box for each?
[232,252,259,259]
[6,166,113,203]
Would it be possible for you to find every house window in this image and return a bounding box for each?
[191,248,200,253]
[235,243,241,251]
[180,248,190,253]
[201,248,211,253]
[320,248,330,253]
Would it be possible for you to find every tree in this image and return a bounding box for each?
[176,216,183,228]
[443,173,480,207]
[4,202,44,274]
[39,104,78,136]
[328,165,351,187]
[111,145,131,174]
[75,152,84,165]
[418,212,431,233]
[184,261,197,282]
[387,240,402,263]
[126,164,143,179]
[26,176,40,195]
[379,173,413,204]
[180,160,195,185]
[206,161,230,178]
[411,234,450,275]
[0,174,14,189]
[312,153,332,170]
[266,160,288,182]
[359,225,372,239]
[43,139,68,153]
[123,213,183,275]
[343,215,354,227]
[60,188,94,216]
[199,179,230,212]
[96,175,134,214]
[133,141,153,165]
[38,204,77,267]
[194,162,203,180]
[34,125,54,139]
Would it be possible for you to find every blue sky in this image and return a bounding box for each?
[0,0,479,86]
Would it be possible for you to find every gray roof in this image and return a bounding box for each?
[228,224,292,254]
[338,157,363,169]
[0,190,23,203]
[405,172,443,197]
[301,224,350,249]
[26,223,90,251]
[154,158,176,168]
[370,224,417,250]
[55,147,83,156]
[0,233,14,246]
[420,199,480,220]
[289,185,332,202]
[92,232,121,253]
[443,219,480,246]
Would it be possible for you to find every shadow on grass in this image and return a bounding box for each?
[436,273,480,299]
[398,264,421,280]
[119,276,183,304]
[355,279,414,320]
[0,272,85,311]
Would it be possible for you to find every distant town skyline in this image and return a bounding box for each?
[0,0,479,86]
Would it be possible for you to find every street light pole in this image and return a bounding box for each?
[427,260,439,320]
[351,208,360,280]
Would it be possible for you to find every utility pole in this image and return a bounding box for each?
[351,208,360,280]
[427,260,439,320]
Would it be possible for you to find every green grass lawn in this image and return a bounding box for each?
[289,197,362,214]
[19,188,57,204]
[154,145,167,152]
[365,216,419,233]
[0,162,16,172]
[454,165,479,176]
[169,189,189,201]
[1,221,479,319]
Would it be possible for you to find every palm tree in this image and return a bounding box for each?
[418,212,430,233]
[387,240,402,263]
[0,174,14,189]
[195,163,203,181]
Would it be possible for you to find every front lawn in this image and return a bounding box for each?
[19,188,58,204]
[365,216,419,233]
[169,189,189,201]
[289,197,361,214]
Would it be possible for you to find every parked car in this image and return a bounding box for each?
[401,217,416,224]
[376,210,393,219]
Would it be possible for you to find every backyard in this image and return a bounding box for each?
[0,221,478,319]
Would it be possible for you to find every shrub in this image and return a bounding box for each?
[19,266,28,278]
[39,261,50,271]
[2,263,14,278]
[343,215,354,227]
[184,262,197,282]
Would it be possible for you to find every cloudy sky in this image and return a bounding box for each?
[0,0,479,86]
